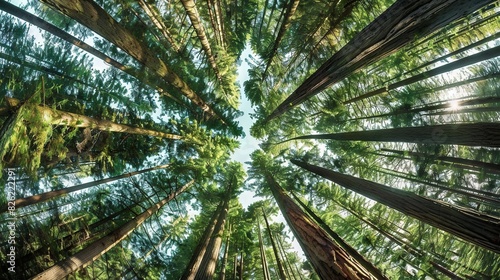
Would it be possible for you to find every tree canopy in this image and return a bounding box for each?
[1,0,499,279]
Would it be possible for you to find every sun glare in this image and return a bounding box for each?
[448,99,461,111]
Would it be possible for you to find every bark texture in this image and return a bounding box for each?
[266,173,373,279]
[181,201,224,280]
[4,164,170,211]
[286,123,500,147]
[267,0,495,121]
[291,160,500,253]
[30,180,194,280]
[6,97,182,140]
[40,0,220,120]
[196,198,229,279]
[290,192,388,280]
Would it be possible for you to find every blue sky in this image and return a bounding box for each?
[232,46,262,209]
[4,1,305,260]
[231,46,260,167]
[232,47,305,260]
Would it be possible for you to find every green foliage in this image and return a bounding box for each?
[0,87,68,177]
[1,0,499,279]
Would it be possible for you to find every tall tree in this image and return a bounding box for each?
[180,201,225,280]
[262,209,287,280]
[261,0,300,81]
[30,179,194,280]
[343,45,500,104]
[196,204,229,279]
[265,0,495,121]
[257,219,271,280]
[284,123,500,147]
[136,0,181,52]
[0,0,188,105]
[380,148,500,175]
[290,191,388,280]
[39,0,223,121]
[265,171,375,279]
[2,163,171,211]
[291,159,500,253]
[6,97,181,139]
[180,0,221,82]
[218,226,231,280]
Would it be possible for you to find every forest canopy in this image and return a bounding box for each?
[1,0,500,279]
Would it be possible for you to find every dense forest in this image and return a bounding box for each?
[1,0,499,279]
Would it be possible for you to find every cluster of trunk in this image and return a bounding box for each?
[266,0,495,121]
[39,0,222,121]
[30,180,194,280]
[2,163,171,212]
[291,159,500,253]
[181,193,230,280]
[261,0,300,81]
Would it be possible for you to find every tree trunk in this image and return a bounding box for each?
[0,0,185,105]
[136,0,180,52]
[261,0,300,80]
[196,197,229,279]
[266,0,495,121]
[281,0,357,87]
[232,254,238,280]
[290,192,388,280]
[374,166,500,204]
[266,173,373,279]
[206,0,219,45]
[2,164,170,212]
[275,234,296,280]
[219,234,230,280]
[262,210,287,280]
[238,250,244,280]
[179,0,221,82]
[309,0,358,54]
[39,0,221,121]
[378,164,500,200]
[291,159,500,253]
[426,106,500,116]
[285,123,500,147]
[0,3,186,107]
[257,220,271,280]
[7,97,182,140]
[405,30,500,76]
[30,180,194,280]
[120,230,172,279]
[20,197,146,263]
[257,0,270,50]
[215,0,226,49]
[333,198,474,279]
[0,52,89,87]
[412,5,499,57]
[0,0,126,72]
[380,148,500,175]
[181,200,226,280]
[350,94,500,121]
[344,45,500,104]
